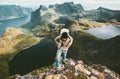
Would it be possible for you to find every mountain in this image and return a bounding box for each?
[54,2,84,14]
[21,2,106,36]
[19,2,120,74]
[96,7,120,22]
[8,59,120,79]
[8,30,120,76]
[0,28,40,79]
[45,30,120,74]
[0,5,31,21]
[1,2,120,79]
[73,7,120,22]
[68,31,120,74]
[21,2,120,32]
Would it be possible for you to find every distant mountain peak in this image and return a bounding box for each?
[54,2,84,14]
[97,7,112,11]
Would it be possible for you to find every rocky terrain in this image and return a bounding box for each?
[0,5,31,21]
[9,59,120,79]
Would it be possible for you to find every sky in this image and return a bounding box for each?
[0,0,120,10]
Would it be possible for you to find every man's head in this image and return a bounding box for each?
[61,32,68,40]
[60,28,69,40]
[60,28,69,35]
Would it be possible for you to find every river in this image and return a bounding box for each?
[84,25,120,39]
[0,15,31,35]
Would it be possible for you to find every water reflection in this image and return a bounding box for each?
[85,25,120,39]
[0,15,30,35]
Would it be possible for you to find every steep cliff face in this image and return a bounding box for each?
[0,5,31,21]
[10,59,120,79]
[30,6,42,23]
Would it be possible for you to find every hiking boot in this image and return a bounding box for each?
[56,64,64,71]
[63,59,69,64]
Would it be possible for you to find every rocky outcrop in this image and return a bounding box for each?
[40,5,48,11]
[30,6,42,24]
[14,59,120,79]
[30,5,47,23]
[22,5,43,28]
[0,5,31,21]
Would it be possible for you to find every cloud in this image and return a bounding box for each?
[0,0,119,4]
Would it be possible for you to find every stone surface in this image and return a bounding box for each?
[14,58,120,79]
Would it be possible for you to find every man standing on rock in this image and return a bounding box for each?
[54,28,73,69]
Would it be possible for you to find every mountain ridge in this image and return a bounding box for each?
[19,2,120,75]
[22,2,120,31]
[9,58,120,79]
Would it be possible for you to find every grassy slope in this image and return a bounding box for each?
[0,28,40,79]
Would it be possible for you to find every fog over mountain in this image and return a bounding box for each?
[0,5,31,21]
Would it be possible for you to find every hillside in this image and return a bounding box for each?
[46,29,120,74]
[0,5,31,21]
[8,59,120,79]
[0,28,40,79]
[7,29,120,77]
[19,2,120,75]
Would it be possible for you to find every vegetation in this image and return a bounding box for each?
[47,22,120,74]
[0,28,40,79]
[42,13,52,20]
[5,74,19,79]
[31,21,50,36]
[64,19,104,31]
[68,30,120,74]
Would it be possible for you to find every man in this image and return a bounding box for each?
[54,28,73,69]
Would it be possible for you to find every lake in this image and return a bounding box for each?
[84,25,120,39]
[0,15,31,35]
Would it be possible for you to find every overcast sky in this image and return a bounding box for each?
[0,0,120,10]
